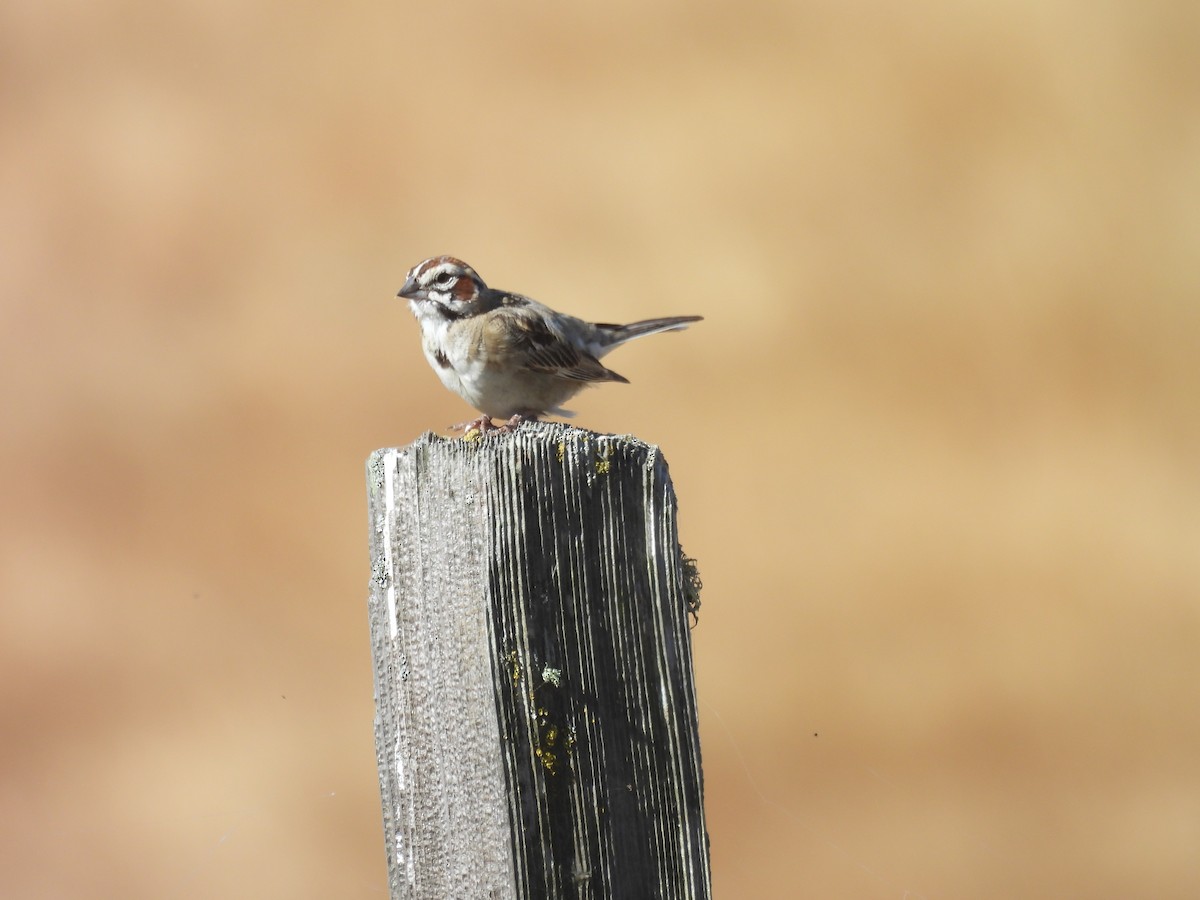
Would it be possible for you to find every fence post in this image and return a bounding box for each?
[366,422,710,899]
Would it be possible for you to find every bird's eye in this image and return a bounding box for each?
[433,272,455,287]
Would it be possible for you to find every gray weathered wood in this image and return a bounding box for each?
[366,422,710,900]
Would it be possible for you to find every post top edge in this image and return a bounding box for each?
[369,422,661,459]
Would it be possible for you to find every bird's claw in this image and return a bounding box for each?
[449,414,531,438]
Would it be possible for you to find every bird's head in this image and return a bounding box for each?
[397,256,486,320]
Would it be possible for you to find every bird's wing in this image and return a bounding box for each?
[489,304,628,383]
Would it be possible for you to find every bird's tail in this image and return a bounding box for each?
[597,315,703,350]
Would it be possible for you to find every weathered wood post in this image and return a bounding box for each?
[366,421,710,900]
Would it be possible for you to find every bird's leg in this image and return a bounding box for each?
[496,414,533,433]
[449,415,497,434]
[449,413,534,436]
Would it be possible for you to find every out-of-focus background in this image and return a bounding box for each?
[3,1,1198,897]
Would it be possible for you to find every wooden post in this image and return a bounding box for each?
[366,422,710,900]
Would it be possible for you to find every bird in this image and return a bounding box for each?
[397,256,702,433]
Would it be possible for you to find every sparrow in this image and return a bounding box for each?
[398,256,702,432]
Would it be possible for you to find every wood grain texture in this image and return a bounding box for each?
[367,422,710,900]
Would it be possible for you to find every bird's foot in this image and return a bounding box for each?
[450,415,497,436]
[450,414,533,438]
[496,414,531,433]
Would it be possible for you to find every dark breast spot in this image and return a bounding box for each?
[433,348,453,370]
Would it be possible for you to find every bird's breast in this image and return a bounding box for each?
[420,321,482,396]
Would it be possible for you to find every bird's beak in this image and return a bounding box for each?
[396,274,423,300]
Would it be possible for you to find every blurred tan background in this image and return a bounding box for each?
[3,1,1198,897]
